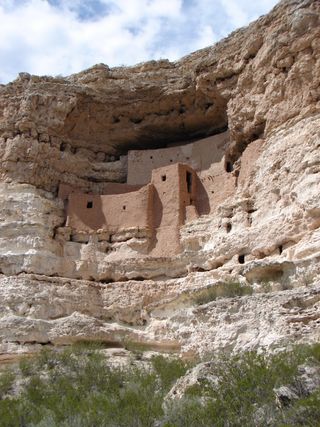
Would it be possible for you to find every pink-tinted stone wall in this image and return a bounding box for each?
[66,185,153,233]
[127,131,229,185]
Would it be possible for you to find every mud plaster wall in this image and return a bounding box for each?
[150,163,196,256]
[58,182,141,201]
[66,185,153,232]
[127,131,229,186]
[197,161,236,216]
[192,139,263,216]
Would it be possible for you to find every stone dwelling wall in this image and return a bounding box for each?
[197,161,236,216]
[178,164,197,224]
[194,139,264,216]
[61,163,197,256]
[66,185,153,233]
[127,131,229,185]
[194,140,263,216]
[102,183,142,194]
[58,182,141,201]
[150,163,197,256]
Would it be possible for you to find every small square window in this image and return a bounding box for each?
[123,205,126,210]
[87,201,93,209]
[161,175,166,182]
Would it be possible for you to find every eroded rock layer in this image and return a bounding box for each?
[0,0,320,359]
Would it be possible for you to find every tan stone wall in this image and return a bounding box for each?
[102,182,142,194]
[66,185,153,233]
[61,152,235,255]
[61,164,198,255]
[197,161,236,215]
[178,164,197,224]
[127,131,229,185]
[58,182,141,201]
[150,163,197,256]
[58,183,77,202]
[61,151,233,255]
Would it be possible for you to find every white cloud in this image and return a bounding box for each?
[220,0,249,27]
[0,0,279,84]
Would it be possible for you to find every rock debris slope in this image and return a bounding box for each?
[0,0,320,359]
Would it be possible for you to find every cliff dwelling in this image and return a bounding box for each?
[57,129,264,257]
[2,0,320,385]
[57,129,261,256]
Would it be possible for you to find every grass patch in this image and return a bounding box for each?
[193,281,253,305]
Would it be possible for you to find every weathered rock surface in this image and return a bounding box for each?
[0,0,320,359]
[0,273,319,359]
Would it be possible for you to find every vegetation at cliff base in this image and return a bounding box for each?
[0,343,319,426]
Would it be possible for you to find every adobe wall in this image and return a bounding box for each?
[66,185,153,233]
[61,163,198,256]
[60,151,235,254]
[197,160,236,216]
[178,164,197,224]
[58,183,78,203]
[102,182,142,194]
[150,163,197,256]
[58,182,141,202]
[127,131,229,185]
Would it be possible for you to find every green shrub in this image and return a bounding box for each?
[0,369,15,399]
[151,355,189,390]
[294,342,320,363]
[0,348,188,427]
[0,344,319,426]
[165,344,320,427]
[283,389,320,426]
[19,356,35,377]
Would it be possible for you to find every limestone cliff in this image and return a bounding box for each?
[0,0,320,361]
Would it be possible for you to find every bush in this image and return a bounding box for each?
[0,369,15,399]
[0,344,319,426]
[165,344,320,427]
[19,356,35,377]
[0,347,188,427]
[151,355,189,390]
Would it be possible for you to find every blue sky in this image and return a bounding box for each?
[0,0,279,83]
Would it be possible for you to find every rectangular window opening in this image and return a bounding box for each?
[186,171,192,193]
[161,175,166,182]
[87,201,93,209]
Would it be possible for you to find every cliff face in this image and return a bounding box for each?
[0,0,320,360]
